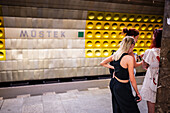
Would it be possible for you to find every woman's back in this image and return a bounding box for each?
[112,53,130,80]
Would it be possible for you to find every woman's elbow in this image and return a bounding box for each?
[100,61,107,66]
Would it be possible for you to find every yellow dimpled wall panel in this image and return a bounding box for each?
[0,28,5,39]
[0,50,6,60]
[85,11,163,57]
[0,17,4,27]
[0,39,5,49]
[0,6,6,60]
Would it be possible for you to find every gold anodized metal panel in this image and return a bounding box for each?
[85,11,163,57]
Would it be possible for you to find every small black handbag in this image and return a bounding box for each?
[134,95,141,103]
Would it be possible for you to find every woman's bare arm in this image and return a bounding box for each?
[130,52,142,68]
[100,55,114,69]
[127,56,142,101]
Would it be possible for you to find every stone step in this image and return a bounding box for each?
[0,85,148,113]
[0,76,144,99]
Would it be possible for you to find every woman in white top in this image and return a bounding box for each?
[140,29,162,113]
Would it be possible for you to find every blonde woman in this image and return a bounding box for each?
[109,28,142,77]
[100,36,141,113]
[122,28,143,68]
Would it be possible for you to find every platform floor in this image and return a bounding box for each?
[0,85,148,113]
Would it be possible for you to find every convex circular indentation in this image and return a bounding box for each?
[157,17,163,23]
[111,41,116,47]
[103,41,109,47]
[144,16,149,22]
[103,32,109,38]
[87,50,93,56]
[146,41,151,47]
[139,41,145,46]
[95,32,101,38]
[104,23,110,29]
[97,13,104,20]
[154,25,159,29]
[129,15,135,21]
[0,40,4,48]
[87,31,93,38]
[103,50,109,56]
[146,33,152,38]
[127,24,133,29]
[148,24,153,30]
[150,16,156,22]
[136,15,142,22]
[95,41,101,47]
[133,49,137,54]
[112,23,117,30]
[87,22,93,29]
[96,22,102,29]
[106,14,112,20]
[121,15,127,21]
[140,33,145,38]
[141,24,147,30]
[113,14,119,21]
[88,13,95,20]
[134,24,140,30]
[0,19,2,26]
[111,32,117,38]
[87,41,93,47]
[0,52,4,59]
[95,50,101,56]
[139,49,144,55]
[120,23,125,30]
[0,30,3,37]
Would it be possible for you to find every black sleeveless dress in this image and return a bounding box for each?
[109,53,140,113]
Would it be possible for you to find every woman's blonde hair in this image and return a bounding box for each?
[113,36,135,61]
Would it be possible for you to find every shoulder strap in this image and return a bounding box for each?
[119,53,128,61]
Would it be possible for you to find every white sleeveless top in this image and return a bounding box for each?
[143,48,160,82]
[140,48,160,103]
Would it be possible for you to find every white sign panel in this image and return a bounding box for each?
[5,28,85,39]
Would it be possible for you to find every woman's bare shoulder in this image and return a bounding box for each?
[122,55,133,62]
[124,55,133,59]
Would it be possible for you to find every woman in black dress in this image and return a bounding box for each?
[100,36,142,113]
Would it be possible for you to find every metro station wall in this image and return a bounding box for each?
[85,11,163,57]
[0,4,163,82]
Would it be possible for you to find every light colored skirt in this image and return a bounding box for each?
[140,74,157,103]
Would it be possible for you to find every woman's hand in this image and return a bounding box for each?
[142,60,149,70]
[136,94,142,102]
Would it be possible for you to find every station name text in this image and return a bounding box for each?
[20,30,65,38]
